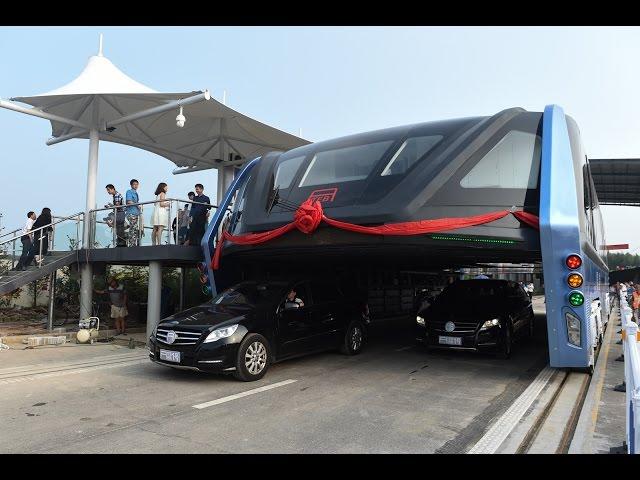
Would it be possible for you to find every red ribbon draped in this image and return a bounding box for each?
[212,199,539,270]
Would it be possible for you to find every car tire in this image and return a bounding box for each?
[497,321,513,359]
[233,333,271,382]
[340,320,365,355]
[527,312,535,339]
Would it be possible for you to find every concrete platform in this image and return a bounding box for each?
[1,327,147,347]
[569,304,626,454]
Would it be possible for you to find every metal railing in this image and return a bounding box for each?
[0,227,21,241]
[0,212,84,270]
[619,290,640,454]
[88,197,217,249]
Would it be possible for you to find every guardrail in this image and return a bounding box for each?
[619,291,640,454]
[88,197,218,249]
[0,212,84,269]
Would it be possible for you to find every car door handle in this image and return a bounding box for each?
[288,322,297,327]
[322,317,334,323]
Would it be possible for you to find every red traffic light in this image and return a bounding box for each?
[566,254,582,269]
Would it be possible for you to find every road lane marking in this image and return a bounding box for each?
[192,379,298,409]
[0,358,147,385]
[395,346,413,352]
[0,353,147,379]
[467,365,556,454]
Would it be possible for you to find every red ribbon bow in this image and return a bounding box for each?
[293,199,323,234]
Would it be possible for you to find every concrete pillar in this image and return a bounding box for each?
[79,264,93,320]
[83,128,100,248]
[47,271,57,331]
[147,261,162,344]
[216,166,236,206]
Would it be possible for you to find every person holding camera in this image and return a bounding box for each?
[105,184,126,247]
[95,276,128,335]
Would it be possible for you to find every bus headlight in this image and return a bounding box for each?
[416,316,425,326]
[565,312,581,347]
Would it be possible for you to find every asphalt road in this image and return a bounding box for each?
[0,299,549,453]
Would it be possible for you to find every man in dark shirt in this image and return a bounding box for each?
[187,183,211,247]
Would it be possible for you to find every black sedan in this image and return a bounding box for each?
[415,279,535,358]
[149,279,369,381]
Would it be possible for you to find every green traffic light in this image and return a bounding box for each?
[568,291,584,306]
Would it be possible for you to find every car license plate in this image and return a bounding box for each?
[439,336,462,346]
[159,349,181,363]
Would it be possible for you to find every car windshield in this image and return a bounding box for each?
[211,282,284,306]
[437,282,508,304]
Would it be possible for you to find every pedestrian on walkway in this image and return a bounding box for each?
[632,285,640,322]
[94,276,128,335]
[22,208,53,268]
[13,211,36,271]
[187,184,211,247]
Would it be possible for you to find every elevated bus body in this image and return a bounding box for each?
[203,105,608,369]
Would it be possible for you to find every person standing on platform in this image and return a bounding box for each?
[176,203,190,244]
[105,184,126,247]
[180,191,195,244]
[187,184,211,247]
[125,179,141,246]
[151,182,169,245]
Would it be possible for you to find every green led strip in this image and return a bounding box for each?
[429,234,517,245]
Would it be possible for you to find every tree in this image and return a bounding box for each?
[607,252,640,270]
[0,260,20,308]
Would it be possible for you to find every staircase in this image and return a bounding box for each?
[0,251,79,296]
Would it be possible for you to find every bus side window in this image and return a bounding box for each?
[582,164,593,245]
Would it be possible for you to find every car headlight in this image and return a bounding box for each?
[481,318,500,329]
[203,324,239,343]
[416,315,425,326]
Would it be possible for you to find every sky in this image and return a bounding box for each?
[1,26,639,252]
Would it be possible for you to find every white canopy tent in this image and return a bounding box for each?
[0,35,309,240]
[0,34,309,321]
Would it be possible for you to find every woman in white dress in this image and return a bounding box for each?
[152,182,169,245]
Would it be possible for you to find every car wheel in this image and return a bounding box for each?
[233,333,270,382]
[497,321,513,359]
[340,320,365,355]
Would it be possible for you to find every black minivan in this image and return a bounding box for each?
[149,278,369,381]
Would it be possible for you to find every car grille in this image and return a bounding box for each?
[156,328,203,346]
[430,320,478,334]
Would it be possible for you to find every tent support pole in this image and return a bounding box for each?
[79,128,99,320]
[0,98,89,129]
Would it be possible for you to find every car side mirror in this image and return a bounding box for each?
[284,301,300,310]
